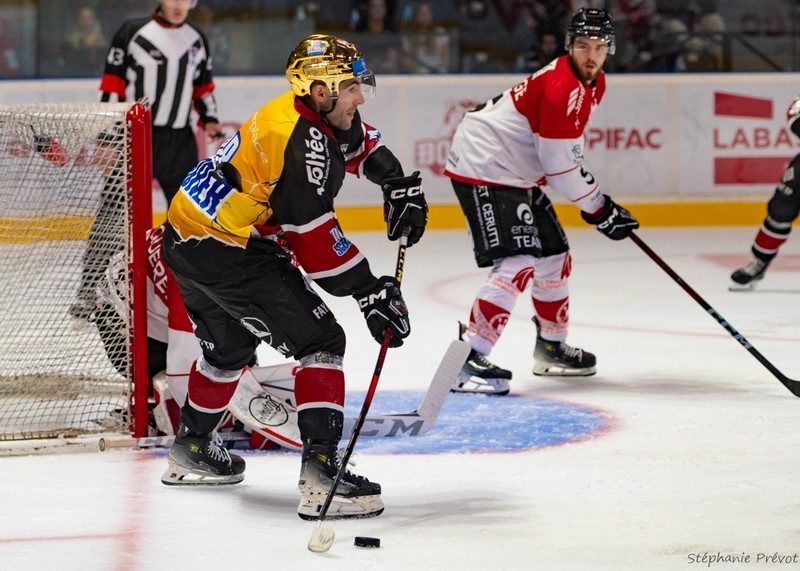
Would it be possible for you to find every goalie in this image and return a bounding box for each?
[94,222,301,450]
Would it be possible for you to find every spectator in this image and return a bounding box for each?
[400,1,450,73]
[63,5,108,77]
[516,28,564,72]
[191,5,232,73]
[350,0,402,72]
[352,0,397,33]
[0,14,20,77]
[683,0,726,71]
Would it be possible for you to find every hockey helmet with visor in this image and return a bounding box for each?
[286,34,375,101]
[565,8,616,55]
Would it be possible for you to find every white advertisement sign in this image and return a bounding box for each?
[3,73,799,207]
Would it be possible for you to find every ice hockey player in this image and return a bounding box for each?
[730,94,800,290]
[444,8,639,395]
[93,222,297,450]
[160,33,427,521]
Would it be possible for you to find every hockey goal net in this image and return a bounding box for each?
[0,102,151,450]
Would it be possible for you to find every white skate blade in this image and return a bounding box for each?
[161,457,244,486]
[533,362,597,377]
[297,487,384,520]
[450,372,510,395]
[728,281,758,292]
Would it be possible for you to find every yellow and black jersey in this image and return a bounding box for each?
[168,91,404,297]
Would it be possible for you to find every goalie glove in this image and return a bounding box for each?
[353,276,410,348]
[581,195,639,240]
[382,171,428,246]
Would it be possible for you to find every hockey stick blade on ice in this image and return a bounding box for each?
[308,231,409,554]
[630,232,800,397]
[342,339,471,439]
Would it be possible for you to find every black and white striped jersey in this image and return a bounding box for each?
[99,12,218,129]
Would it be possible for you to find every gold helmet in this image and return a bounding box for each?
[286,34,375,100]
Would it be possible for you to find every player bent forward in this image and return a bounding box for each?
[160,34,427,520]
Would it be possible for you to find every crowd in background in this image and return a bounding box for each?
[0,0,795,79]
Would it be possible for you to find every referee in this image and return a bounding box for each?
[99,0,223,204]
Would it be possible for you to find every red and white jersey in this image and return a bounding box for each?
[444,55,606,214]
[145,224,199,379]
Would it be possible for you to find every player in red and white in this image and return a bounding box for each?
[444,8,639,395]
[730,94,800,290]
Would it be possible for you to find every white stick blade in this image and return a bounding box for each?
[307,523,336,553]
[415,339,471,424]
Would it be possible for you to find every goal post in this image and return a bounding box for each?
[0,101,152,450]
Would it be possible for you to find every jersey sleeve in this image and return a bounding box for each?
[529,78,605,214]
[191,25,219,125]
[270,118,374,297]
[98,20,140,102]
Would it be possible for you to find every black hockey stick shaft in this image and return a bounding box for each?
[629,232,800,397]
[315,230,409,523]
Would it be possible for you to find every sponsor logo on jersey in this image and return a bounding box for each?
[511,203,540,250]
[147,225,169,296]
[477,186,500,248]
[330,226,352,256]
[304,126,329,195]
[183,158,236,218]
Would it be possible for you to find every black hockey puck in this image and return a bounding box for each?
[354,536,381,548]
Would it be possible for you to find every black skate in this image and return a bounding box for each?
[533,318,596,377]
[297,441,383,520]
[450,322,511,395]
[161,425,245,486]
[729,258,769,291]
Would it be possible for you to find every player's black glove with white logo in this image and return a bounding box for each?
[382,171,428,246]
[581,195,639,240]
[353,276,410,347]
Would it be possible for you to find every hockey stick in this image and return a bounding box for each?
[629,232,800,397]
[342,339,471,438]
[308,231,409,553]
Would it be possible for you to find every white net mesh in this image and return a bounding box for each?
[0,103,140,441]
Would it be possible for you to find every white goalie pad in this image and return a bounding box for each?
[229,367,302,450]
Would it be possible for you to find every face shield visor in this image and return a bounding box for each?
[351,58,376,101]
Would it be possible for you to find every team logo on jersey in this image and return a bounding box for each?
[572,144,584,163]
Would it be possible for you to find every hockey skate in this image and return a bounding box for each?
[533,318,596,377]
[161,425,245,486]
[450,322,512,395]
[297,442,383,520]
[729,258,769,291]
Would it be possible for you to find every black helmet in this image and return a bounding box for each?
[565,8,616,55]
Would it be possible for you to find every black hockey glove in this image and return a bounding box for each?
[382,171,428,246]
[353,276,410,348]
[581,195,639,240]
